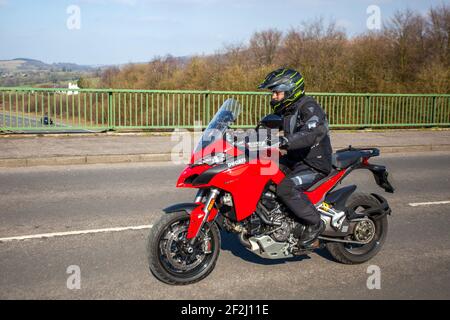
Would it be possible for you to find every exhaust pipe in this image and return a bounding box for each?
[238,231,252,249]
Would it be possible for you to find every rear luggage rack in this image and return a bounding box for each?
[336,145,380,158]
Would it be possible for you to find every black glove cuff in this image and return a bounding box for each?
[279,136,289,149]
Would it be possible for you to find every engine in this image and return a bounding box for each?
[220,189,300,243]
[219,189,305,259]
[256,190,297,242]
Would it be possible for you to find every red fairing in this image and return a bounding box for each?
[177,164,210,188]
[304,169,347,204]
[208,158,285,221]
[189,139,243,165]
[177,137,287,235]
[179,137,286,221]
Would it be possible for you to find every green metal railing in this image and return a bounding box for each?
[0,87,449,131]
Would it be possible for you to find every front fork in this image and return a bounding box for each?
[187,188,220,245]
[194,189,207,203]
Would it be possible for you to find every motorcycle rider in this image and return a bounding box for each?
[258,68,333,249]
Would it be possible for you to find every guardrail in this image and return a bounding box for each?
[0,87,449,131]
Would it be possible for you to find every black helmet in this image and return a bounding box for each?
[258,68,305,113]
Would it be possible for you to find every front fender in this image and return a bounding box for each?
[163,203,200,214]
[162,202,219,239]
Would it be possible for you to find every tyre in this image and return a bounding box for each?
[147,211,221,285]
[326,193,388,264]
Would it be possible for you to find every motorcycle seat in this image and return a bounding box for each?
[306,169,340,192]
[332,150,362,169]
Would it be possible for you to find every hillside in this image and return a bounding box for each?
[0,58,100,87]
[0,58,96,72]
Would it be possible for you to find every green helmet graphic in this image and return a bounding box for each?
[258,68,305,113]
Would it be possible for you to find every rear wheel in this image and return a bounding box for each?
[147,211,221,285]
[326,193,388,264]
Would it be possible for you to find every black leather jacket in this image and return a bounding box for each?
[279,95,333,174]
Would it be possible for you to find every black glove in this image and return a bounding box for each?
[278,136,289,149]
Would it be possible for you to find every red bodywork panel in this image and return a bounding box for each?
[178,139,285,221]
[178,137,347,234]
[304,169,347,204]
[178,159,285,221]
[177,164,210,188]
[208,159,285,220]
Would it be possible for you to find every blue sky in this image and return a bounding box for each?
[0,0,447,65]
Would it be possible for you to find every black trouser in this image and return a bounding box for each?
[277,162,326,226]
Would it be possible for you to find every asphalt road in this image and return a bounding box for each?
[0,152,449,299]
[0,112,99,133]
[0,112,47,128]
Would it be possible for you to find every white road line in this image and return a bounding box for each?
[409,200,450,207]
[0,225,153,243]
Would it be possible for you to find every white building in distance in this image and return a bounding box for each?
[67,82,79,95]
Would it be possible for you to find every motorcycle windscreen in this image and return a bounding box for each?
[193,98,242,155]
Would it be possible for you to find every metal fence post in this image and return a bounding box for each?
[108,90,114,130]
[206,91,211,124]
[432,95,437,125]
[364,95,370,126]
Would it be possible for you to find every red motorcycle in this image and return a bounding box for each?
[147,98,394,285]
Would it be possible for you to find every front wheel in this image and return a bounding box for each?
[326,193,388,264]
[147,211,221,285]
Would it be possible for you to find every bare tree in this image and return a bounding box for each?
[249,29,283,66]
[384,9,427,83]
[426,3,450,67]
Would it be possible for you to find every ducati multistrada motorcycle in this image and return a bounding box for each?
[147,98,395,285]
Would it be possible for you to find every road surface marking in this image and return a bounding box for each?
[0,225,153,243]
[409,200,450,207]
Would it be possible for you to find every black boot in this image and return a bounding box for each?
[298,220,325,249]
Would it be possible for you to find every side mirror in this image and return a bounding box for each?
[259,114,282,129]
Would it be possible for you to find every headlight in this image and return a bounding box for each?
[195,153,226,166]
